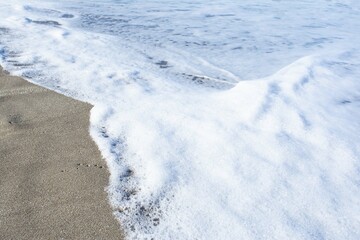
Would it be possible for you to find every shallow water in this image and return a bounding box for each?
[1,1,360,239]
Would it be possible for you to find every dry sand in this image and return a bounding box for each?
[0,66,124,239]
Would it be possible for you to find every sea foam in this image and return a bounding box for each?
[0,0,359,239]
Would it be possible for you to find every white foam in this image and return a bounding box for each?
[1,1,360,239]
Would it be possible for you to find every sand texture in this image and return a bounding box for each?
[0,67,124,240]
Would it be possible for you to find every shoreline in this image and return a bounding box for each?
[0,66,124,239]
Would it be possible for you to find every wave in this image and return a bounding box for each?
[1,1,360,239]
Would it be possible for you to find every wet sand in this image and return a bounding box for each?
[0,67,124,239]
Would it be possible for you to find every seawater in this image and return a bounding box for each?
[1,1,360,239]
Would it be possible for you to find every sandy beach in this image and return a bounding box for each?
[0,66,124,239]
